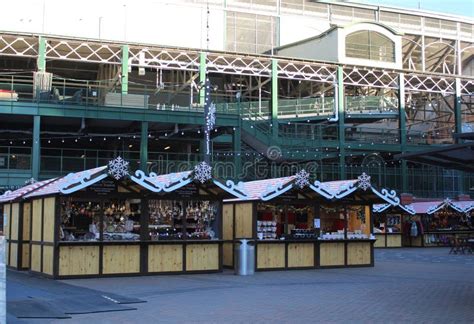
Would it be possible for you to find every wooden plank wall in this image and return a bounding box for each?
[31,199,42,242]
[235,203,253,238]
[319,242,345,266]
[42,198,55,243]
[257,244,285,269]
[287,243,314,268]
[148,244,183,272]
[186,244,219,271]
[347,242,371,265]
[59,246,100,276]
[374,234,386,248]
[387,235,402,247]
[10,203,19,240]
[103,245,140,274]
[4,204,10,240]
[222,204,234,267]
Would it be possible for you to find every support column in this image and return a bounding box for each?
[140,121,148,172]
[199,52,207,106]
[337,66,345,180]
[455,78,464,193]
[32,116,41,180]
[37,36,46,72]
[121,45,129,94]
[398,73,408,192]
[271,58,278,140]
[233,127,242,179]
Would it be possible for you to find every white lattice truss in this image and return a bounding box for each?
[206,53,271,77]
[343,68,399,89]
[0,34,37,57]
[460,79,474,96]
[129,47,200,71]
[46,39,122,64]
[404,73,455,94]
[1,33,473,94]
[277,61,336,83]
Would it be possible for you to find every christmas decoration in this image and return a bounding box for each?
[108,156,129,180]
[357,172,371,191]
[295,169,310,189]
[194,161,212,183]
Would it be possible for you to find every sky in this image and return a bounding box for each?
[359,0,474,18]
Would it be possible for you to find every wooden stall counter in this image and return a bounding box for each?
[249,238,374,271]
[374,233,402,248]
[56,240,223,279]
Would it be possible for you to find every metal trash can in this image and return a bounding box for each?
[234,239,255,275]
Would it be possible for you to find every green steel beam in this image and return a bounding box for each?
[121,45,129,94]
[199,52,207,106]
[32,115,41,180]
[337,66,345,180]
[271,58,279,140]
[37,36,46,72]
[140,121,148,172]
[398,73,408,192]
[233,127,242,179]
[0,102,240,127]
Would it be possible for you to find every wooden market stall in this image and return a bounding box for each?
[1,158,245,279]
[1,178,57,270]
[401,199,474,247]
[223,171,402,271]
[372,203,416,248]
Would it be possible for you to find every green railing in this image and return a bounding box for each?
[345,96,398,113]
[0,74,240,114]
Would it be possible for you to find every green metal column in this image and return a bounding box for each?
[140,121,148,172]
[271,58,278,140]
[37,36,46,71]
[455,78,464,193]
[233,127,242,179]
[398,73,408,192]
[121,45,129,94]
[199,52,207,106]
[32,116,41,180]
[337,66,345,180]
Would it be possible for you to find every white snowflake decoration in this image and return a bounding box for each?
[194,161,212,183]
[206,103,216,131]
[108,156,129,180]
[25,177,36,185]
[358,173,371,191]
[295,169,310,189]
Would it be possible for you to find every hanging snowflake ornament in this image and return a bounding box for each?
[295,169,310,189]
[108,156,129,180]
[206,103,216,131]
[358,172,371,191]
[194,161,212,183]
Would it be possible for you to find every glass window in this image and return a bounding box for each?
[59,197,141,241]
[148,200,219,240]
[345,30,395,62]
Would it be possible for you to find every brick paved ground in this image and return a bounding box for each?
[7,248,474,324]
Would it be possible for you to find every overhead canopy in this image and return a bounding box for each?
[374,199,474,215]
[225,171,402,206]
[12,159,248,202]
[395,142,474,172]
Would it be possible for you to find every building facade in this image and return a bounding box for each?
[0,0,473,198]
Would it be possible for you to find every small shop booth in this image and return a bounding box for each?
[372,203,416,248]
[402,198,474,247]
[2,158,247,278]
[223,171,402,271]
